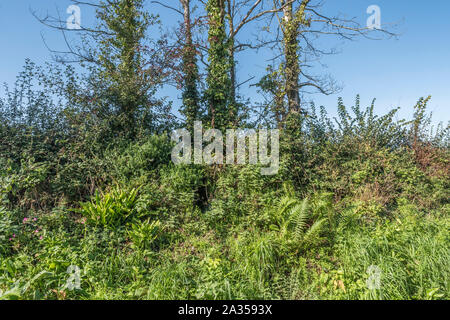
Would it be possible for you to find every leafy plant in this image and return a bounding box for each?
[271,184,328,249]
[0,271,52,300]
[76,186,141,228]
[127,219,163,249]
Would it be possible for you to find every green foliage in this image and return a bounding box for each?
[127,219,163,250]
[1,93,448,300]
[308,95,409,148]
[271,185,330,251]
[76,186,142,228]
[207,165,279,232]
[96,0,162,137]
[330,203,450,299]
[0,0,448,300]
[104,134,173,182]
[0,271,53,300]
[0,207,15,255]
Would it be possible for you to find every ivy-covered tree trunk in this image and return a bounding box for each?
[281,0,310,131]
[205,0,233,130]
[97,0,153,138]
[227,0,238,126]
[282,0,300,116]
[180,0,201,131]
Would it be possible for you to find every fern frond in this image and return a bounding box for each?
[278,196,297,218]
[288,199,309,239]
[303,218,327,245]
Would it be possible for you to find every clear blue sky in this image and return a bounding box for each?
[0,0,449,124]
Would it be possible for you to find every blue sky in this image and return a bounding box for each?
[0,0,449,124]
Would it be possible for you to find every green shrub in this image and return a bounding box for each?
[105,135,173,183]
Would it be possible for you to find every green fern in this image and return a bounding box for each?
[303,218,327,245]
[287,200,309,240]
[274,185,328,249]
